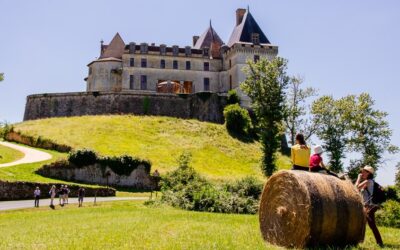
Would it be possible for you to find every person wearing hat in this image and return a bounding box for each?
[309,145,339,178]
[291,133,311,171]
[355,165,383,247]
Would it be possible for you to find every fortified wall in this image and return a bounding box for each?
[24,92,227,123]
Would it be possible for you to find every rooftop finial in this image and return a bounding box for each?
[210,19,212,28]
[247,5,250,12]
[100,39,104,45]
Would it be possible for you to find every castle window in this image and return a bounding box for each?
[229,60,231,68]
[130,58,135,67]
[186,61,191,70]
[160,59,165,69]
[160,45,166,55]
[254,55,260,63]
[173,60,178,69]
[129,42,136,54]
[185,46,191,56]
[252,33,260,45]
[229,75,232,90]
[129,75,134,89]
[172,45,179,56]
[140,75,147,90]
[204,78,210,91]
[203,47,209,57]
[89,67,92,75]
[204,62,209,71]
[140,43,148,54]
[141,58,147,68]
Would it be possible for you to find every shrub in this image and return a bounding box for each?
[68,149,98,167]
[227,89,240,105]
[0,123,13,139]
[223,104,252,136]
[98,155,151,176]
[376,200,400,228]
[160,153,260,214]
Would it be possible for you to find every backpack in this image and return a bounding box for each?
[371,181,387,204]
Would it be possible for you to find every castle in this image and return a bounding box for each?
[24,8,278,122]
[85,8,278,107]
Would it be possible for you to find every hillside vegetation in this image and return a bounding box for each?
[14,115,291,180]
[0,143,24,164]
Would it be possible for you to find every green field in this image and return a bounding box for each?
[0,200,398,250]
[0,143,24,164]
[13,115,292,181]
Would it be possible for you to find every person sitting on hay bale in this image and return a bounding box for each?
[355,166,384,247]
[309,145,340,178]
[291,133,311,171]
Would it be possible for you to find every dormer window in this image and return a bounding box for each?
[185,46,192,56]
[172,45,179,56]
[160,45,166,55]
[140,43,148,54]
[252,33,260,45]
[203,47,209,57]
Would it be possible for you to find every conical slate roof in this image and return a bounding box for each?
[228,10,270,47]
[100,33,125,59]
[194,21,224,49]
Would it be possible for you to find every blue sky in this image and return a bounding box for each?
[0,0,399,184]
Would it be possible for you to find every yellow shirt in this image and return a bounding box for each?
[291,144,311,168]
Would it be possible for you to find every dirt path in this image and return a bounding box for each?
[0,141,52,167]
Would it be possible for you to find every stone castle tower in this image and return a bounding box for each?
[85,8,278,107]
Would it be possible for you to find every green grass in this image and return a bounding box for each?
[0,200,398,250]
[0,143,24,164]
[13,115,292,181]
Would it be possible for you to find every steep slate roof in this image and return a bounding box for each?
[100,33,125,59]
[194,21,224,49]
[227,10,270,47]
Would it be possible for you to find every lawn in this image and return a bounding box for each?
[0,200,398,250]
[13,115,292,181]
[0,143,24,164]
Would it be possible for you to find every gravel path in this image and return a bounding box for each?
[0,141,52,167]
[0,197,148,211]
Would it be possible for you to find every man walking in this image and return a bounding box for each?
[78,187,85,207]
[34,187,41,207]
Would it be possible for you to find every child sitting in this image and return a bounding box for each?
[309,145,339,178]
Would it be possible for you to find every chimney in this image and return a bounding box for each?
[193,36,199,46]
[236,8,246,26]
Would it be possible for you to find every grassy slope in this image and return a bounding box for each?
[0,143,24,164]
[0,200,398,250]
[14,115,291,181]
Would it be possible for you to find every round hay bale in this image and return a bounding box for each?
[259,170,366,248]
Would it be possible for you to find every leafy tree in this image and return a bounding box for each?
[0,73,3,82]
[396,162,400,189]
[284,76,318,145]
[241,57,289,176]
[346,93,398,169]
[311,96,350,172]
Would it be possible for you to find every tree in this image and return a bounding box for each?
[0,73,3,82]
[241,57,289,176]
[284,76,318,145]
[396,162,400,189]
[346,93,398,172]
[311,96,350,172]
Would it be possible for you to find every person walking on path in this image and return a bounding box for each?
[291,134,311,171]
[78,187,85,207]
[65,185,70,204]
[58,185,65,206]
[34,187,41,207]
[355,165,384,247]
[49,185,56,208]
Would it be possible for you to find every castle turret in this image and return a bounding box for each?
[86,33,125,92]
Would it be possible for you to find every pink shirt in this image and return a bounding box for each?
[309,154,322,170]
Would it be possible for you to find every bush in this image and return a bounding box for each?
[160,153,260,214]
[223,104,252,136]
[376,200,400,228]
[227,89,240,105]
[0,123,13,139]
[68,149,98,167]
[98,155,151,176]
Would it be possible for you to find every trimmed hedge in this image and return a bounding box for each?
[223,104,252,136]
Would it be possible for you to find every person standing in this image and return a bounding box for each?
[78,187,85,207]
[58,185,65,206]
[355,165,384,247]
[49,185,56,208]
[291,133,311,171]
[34,187,41,207]
[65,185,70,204]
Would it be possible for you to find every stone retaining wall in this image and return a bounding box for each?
[24,91,227,123]
[0,180,115,201]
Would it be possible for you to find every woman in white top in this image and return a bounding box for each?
[49,185,56,207]
[355,165,383,247]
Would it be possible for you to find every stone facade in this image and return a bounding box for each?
[0,180,115,201]
[37,162,158,190]
[23,92,227,122]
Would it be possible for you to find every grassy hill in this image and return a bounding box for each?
[13,115,291,181]
[0,143,24,164]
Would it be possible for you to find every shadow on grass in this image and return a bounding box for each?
[226,129,256,143]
